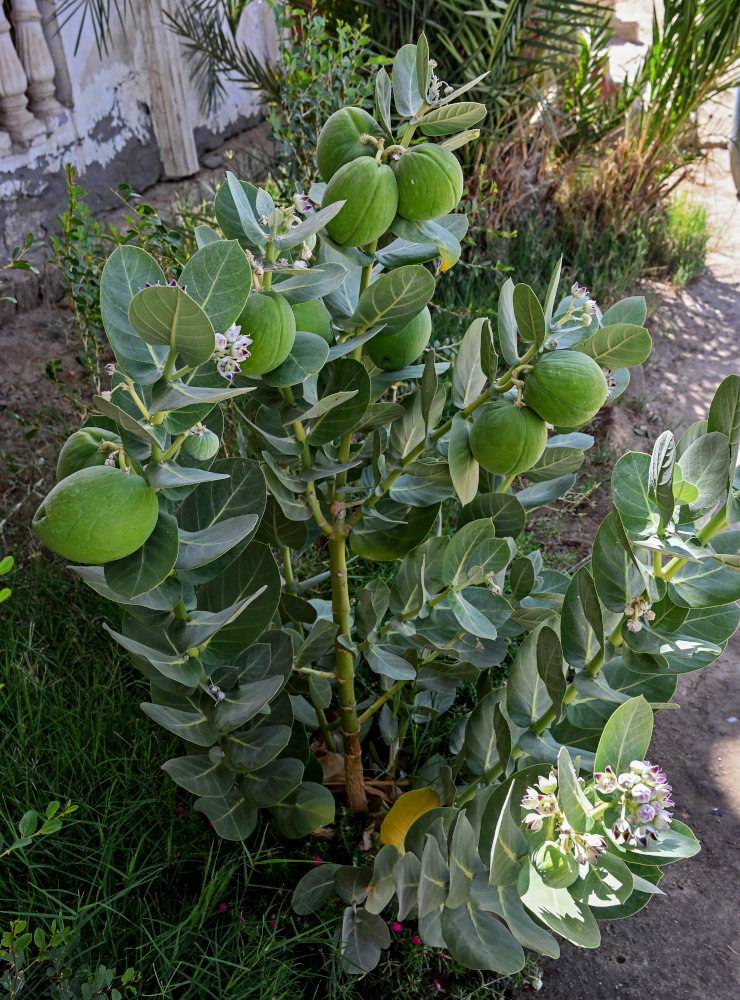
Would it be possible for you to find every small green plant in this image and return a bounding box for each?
[50,166,188,388]
[0,235,39,303]
[648,196,709,288]
[30,34,740,983]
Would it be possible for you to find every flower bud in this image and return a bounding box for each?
[631,782,652,804]
[594,766,617,794]
[636,803,657,824]
[524,813,544,832]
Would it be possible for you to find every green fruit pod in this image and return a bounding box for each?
[469,400,548,476]
[322,158,398,248]
[32,465,159,565]
[367,307,432,370]
[523,350,608,428]
[236,291,296,375]
[292,299,333,344]
[57,427,122,481]
[316,106,386,182]
[182,429,220,461]
[392,144,463,222]
[532,842,580,889]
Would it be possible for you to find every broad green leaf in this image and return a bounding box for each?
[100,246,167,381]
[274,201,345,251]
[458,491,526,538]
[105,510,178,598]
[447,813,484,909]
[509,556,535,600]
[380,787,441,850]
[537,627,566,723]
[335,865,374,906]
[440,901,525,973]
[222,172,267,246]
[92,394,163,448]
[340,907,390,974]
[179,239,251,333]
[497,278,519,365]
[507,626,552,727]
[707,374,740,522]
[197,542,281,662]
[194,787,258,841]
[273,263,349,304]
[308,358,370,446]
[593,696,653,775]
[140,703,218,746]
[262,332,329,387]
[350,264,435,335]
[394,850,422,920]
[526,446,585,483]
[575,323,652,367]
[375,66,392,136]
[570,851,633,908]
[592,513,646,612]
[464,690,505,775]
[178,458,265,584]
[669,554,740,608]
[418,834,450,918]
[452,318,489,407]
[601,296,647,327]
[292,862,340,915]
[211,676,283,734]
[366,844,400,914]
[512,283,545,344]
[151,378,252,411]
[518,862,600,948]
[515,475,576,511]
[294,619,338,670]
[415,32,430,99]
[543,256,562,330]
[162,755,235,797]
[175,514,258,571]
[556,746,593,834]
[194,224,221,248]
[675,432,731,522]
[447,589,498,639]
[648,431,676,531]
[489,785,528,887]
[105,626,201,688]
[271,782,335,838]
[442,519,513,588]
[485,882,559,959]
[595,866,663,920]
[351,500,439,561]
[241,757,303,807]
[420,101,487,135]
[615,818,699,867]
[366,644,416,680]
[128,285,215,367]
[393,43,423,117]
[222,721,292,771]
[611,452,661,536]
[144,463,229,489]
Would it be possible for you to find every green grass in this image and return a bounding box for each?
[647,195,709,288]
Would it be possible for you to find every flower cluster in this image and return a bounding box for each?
[595,760,674,847]
[623,596,656,633]
[212,323,253,381]
[548,280,598,343]
[521,770,607,867]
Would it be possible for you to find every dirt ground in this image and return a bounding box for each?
[1,40,739,1000]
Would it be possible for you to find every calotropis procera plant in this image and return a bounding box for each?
[33,37,740,976]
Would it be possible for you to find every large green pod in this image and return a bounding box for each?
[32,465,159,565]
[316,106,386,182]
[392,144,463,222]
[367,307,432,370]
[469,399,548,476]
[292,299,333,344]
[322,158,398,247]
[237,291,296,375]
[57,427,122,481]
[523,350,608,428]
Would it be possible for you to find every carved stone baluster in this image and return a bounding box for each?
[10,0,64,122]
[0,6,45,142]
[0,129,10,153]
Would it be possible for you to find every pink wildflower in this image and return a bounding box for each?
[391,921,403,932]
[312,855,324,866]
[412,935,422,945]
[218,902,228,913]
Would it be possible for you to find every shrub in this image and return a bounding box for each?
[30,36,740,980]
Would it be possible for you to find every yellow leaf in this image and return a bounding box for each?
[379,787,441,851]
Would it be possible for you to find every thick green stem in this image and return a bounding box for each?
[357,680,405,727]
[281,545,296,594]
[499,472,516,493]
[263,240,277,289]
[662,508,729,580]
[162,347,178,382]
[330,530,367,813]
